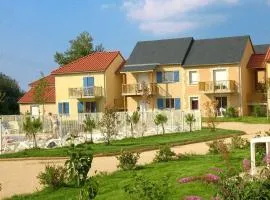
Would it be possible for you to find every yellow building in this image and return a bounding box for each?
[51,51,125,118]
[121,36,270,116]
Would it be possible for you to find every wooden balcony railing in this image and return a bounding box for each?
[122,83,158,96]
[69,86,103,98]
[199,80,237,94]
[247,92,267,105]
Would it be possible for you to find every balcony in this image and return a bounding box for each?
[199,80,237,94]
[69,86,103,98]
[247,93,267,105]
[122,83,158,96]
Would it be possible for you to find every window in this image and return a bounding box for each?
[156,71,179,83]
[163,72,174,82]
[190,97,199,110]
[189,71,198,85]
[78,102,97,113]
[58,102,69,114]
[157,98,180,110]
[165,98,174,109]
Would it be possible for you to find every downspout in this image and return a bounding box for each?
[239,63,243,116]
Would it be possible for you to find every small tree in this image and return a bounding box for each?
[23,116,42,148]
[99,107,119,145]
[185,113,196,132]
[154,113,168,135]
[203,100,218,131]
[126,111,140,137]
[83,116,96,143]
[0,92,5,104]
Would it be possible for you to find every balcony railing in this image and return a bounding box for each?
[69,86,103,98]
[247,92,267,105]
[199,80,237,94]
[122,83,158,96]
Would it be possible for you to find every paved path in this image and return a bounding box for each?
[1,122,270,199]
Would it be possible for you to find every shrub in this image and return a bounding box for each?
[154,145,176,162]
[207,140,228,154]
[185,113,196,132]
[154,113,168,135]
[124,175,170,200]
[230,136,248,150]
[253,105,266,117]
[37,165,67,189]
[203,100,218,131]
[65,146,93,187]
[79,178,99,200]
[116,151,140,170]
[83,116,96,143]
[23,115,43,148]
[224,106,238,118]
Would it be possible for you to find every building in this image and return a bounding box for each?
[121,35,270,116]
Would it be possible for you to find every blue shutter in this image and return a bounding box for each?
[174,71,179,82]
[157,98,164,110]
[58,103,63,114]
[87,77,94,86]
[156,72,162,83]
[78,102,84,113]
[65,103,70,114]
[83,77,88,87]
[175,98,181,110]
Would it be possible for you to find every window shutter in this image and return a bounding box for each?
[156,72,162,83]
[174,71,179,82]
[175,98,181,110]
[87,77,94,86]
[58,103,63,114]
[157,98,164,110]
[83,77,88,87]
[77,102,84,113]
[65,103,70,114]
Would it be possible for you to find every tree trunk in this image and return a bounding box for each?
[189,123,192,132]
[33,134,37,148]
[130,122,134,137]
[90,131,93,143]
[162,124,165,135]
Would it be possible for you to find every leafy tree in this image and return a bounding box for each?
[33,73,49,121]
[23,116,42,148]
[154,113,168,135]
[79,178,99,200]
[54,32,104,66]
[185,113,196,132]
[0,73,23,114]
[83,116,96,143]
[126,111,140,137]
[99,107,119,145]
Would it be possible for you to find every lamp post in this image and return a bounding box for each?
[0,116,2,154]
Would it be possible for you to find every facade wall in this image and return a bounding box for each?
[19,103,56,115]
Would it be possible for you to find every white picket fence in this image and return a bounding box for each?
[0,110,201,153]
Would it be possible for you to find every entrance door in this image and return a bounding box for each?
[213,69,227,89]
[215,97,228,116]
[139,100,148,112]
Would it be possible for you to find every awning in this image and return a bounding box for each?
[120,63,158,72]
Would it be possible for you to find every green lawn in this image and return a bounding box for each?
[0,128,244,159]
[8,149,250,200]
[203,116,270,124]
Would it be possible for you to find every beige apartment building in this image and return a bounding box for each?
[121,36,270,116]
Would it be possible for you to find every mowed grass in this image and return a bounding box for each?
[0,128,244,159]
[203,116,270,124]
[9,149,250,200]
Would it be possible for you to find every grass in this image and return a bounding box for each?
[8,149,250,200]
[0,128,244,159]
[203,116,270,124]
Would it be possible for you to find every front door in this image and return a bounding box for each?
[215,97,227,116]
[31,105,40,116]
[85,102,97,113]
[139,100,148,112]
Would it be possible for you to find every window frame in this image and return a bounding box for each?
[163,71,175,83]
[190,97,199,110]
[189,71,198,85]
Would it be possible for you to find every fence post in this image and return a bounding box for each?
[0,116,2,154]
[59,114,63,139]
[182,111,185,132]
[171,110,173,132]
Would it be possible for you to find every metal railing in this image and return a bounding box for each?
[199,80,237,94]
[122,83,158,96]
[69,86,103,98]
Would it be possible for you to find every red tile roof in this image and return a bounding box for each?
[29,74,55,87]
[51,51,122,75]
[247,54,267,69]
[18,86,56,104]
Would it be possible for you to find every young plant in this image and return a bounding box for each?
[126,111,140,137]
[154,113,168,135]
[23,115,42,148]
[83,116,96,143]
[37,165,67,189]
[154,145,176,162]
[79,178,99,200]
[99,107,119,145]
[203,100,218,131]
[65,146,93,187]
[185,113,196,132]
[116,150,140,170]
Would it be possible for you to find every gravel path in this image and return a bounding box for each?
[1,122,270,199]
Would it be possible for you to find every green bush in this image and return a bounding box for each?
[124,175,170,200]
[253,105,266,117]
[230,136,248,150]
[224,107,238,118]
[79,178,99,200]
[116,151,140,170]
[207,140,229,155]
[154,145,176,162]
[37,165,67,189]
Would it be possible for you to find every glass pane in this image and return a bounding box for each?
[164,72,174,82]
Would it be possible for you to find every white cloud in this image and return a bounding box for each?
[122,0,240,35]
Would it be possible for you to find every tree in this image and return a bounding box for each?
[83,116,96,143]
[23,115,42,148]
[99,107,119,145]
[54,32,104,66]
[33,73,49,121]
[154,113,168,135]
[185,113,196,132]
[203,100,218,131]
[126,111,140,137]
[0,73,23,114]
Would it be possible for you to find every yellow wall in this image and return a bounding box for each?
[19,103,56,115]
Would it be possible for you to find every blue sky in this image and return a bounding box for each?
[0,0,270,90]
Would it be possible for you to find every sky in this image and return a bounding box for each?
[0,0,270,91]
